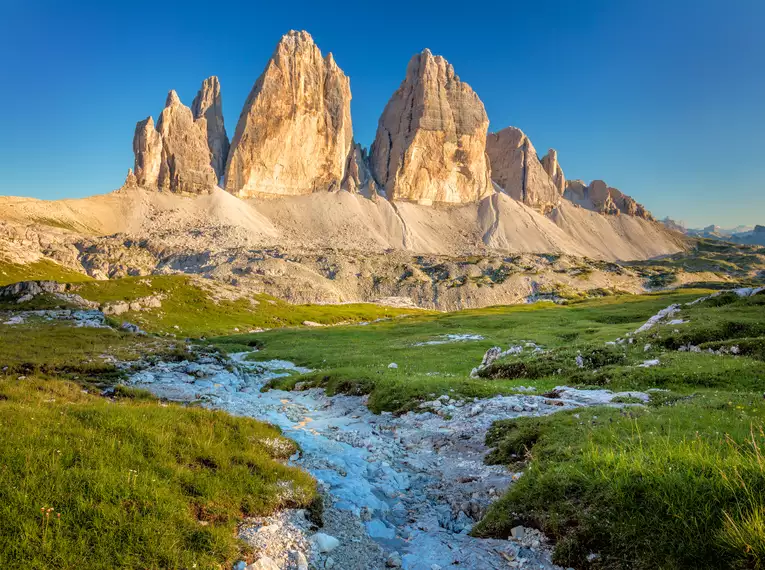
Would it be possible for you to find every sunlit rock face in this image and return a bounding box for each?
[224,30,354,197]
[132,91,217,194]
[369,49,492,205]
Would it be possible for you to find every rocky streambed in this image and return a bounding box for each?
[127,352,643,570]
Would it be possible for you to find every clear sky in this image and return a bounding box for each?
[1,0,763,228]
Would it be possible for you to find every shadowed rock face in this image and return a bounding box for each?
[486,127,561,214]
[224,30,353,197]
[369,49,492,205]
[191,76,229,180]
[342,142,378,197]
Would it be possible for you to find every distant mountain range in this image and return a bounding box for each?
[661,218,765,246]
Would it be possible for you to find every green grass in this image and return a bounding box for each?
[211,287,765,568]
[0,259,92,286]
[71,275,422,337]
[469,290,765,569]
[0,377,316,569]
[0,321,188,386]
[211,290,711,413]
[473,400,765,569]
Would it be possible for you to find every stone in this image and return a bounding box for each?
[245,556,279,570]
[290,550,309,570]
[369,49,492,205]
[388,362,398,369]
[313,532,340,553]
[156,90,218,194]
[225,30,353,197]
[386,551,403,567]
[191,76,230,180]
[540,149,565,195]
[486,127,561,214]
[133,116,163,188]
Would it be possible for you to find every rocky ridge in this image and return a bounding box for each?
[124,28,660,229]
[564,179,653,220]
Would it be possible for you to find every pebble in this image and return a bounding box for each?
[386,551,403,567]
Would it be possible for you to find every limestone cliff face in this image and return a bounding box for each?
[486,127,561,213]
[224,30,353,197]
[541,149,565,195]
[132,91,218,194]
[191,76,229,180]
[564,179,654,220]
[133,117,163,188]
[369,49,492,205]
[155,91,218,194]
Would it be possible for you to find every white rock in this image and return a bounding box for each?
[314,532,340,553]
[246,556,279,570]
[386,551,403,567]
[291,550,309,570]
[388,363,399,369]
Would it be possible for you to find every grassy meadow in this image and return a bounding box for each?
[214,288,765,568]
[2,249,765,568]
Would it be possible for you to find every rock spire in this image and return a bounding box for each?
[369,49,492,205]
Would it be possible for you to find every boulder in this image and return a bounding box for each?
[225,30,353,197]
[369,49,492,205]
[191,76,230,180]
[486,127,561,213]
[313,532,340,553]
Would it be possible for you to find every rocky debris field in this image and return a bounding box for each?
[126,350,648,569]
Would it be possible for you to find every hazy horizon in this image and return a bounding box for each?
[1,0,763,228]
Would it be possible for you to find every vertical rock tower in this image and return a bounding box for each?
[131,89,220,194]
[191,76,230,181]
[224,30,354,197]
[369,49,492,205]
[541,149,565,195]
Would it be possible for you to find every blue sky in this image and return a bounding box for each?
[1,0,763,227]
